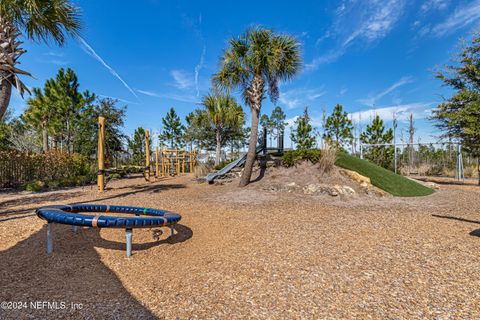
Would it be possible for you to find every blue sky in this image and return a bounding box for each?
[9,0,480,146]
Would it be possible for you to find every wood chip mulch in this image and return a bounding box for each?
[0,174,480,319]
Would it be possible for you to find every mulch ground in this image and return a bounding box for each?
[0,173,480,319]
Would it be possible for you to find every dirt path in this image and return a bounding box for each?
[1,175,480,319]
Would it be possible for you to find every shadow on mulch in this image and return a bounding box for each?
[0,183,186,222]
[432,214,480,238]
[0,191,83,211]
[432,214,480,225]
[0,222,191,319]
[80,183,186,203]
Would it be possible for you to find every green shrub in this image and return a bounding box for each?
[282,149,321,167]
[109,173,121,180]
[122,166,144,174]
[23,180,44,192]
[0,150,96,189]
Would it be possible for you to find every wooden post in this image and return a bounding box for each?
[161,149,165,177]
[155,146,159,178]
[97,116,105,192]
[182,151,185,174]
[145,130,150,182]
[189,149,193,173]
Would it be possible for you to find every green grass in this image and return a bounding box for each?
[335,153,434,197]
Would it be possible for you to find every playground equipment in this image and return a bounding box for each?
[97,117,106,192]
[206,127,282,183]
[206,145,265,183]
[95,116,196,189]
[157,148,197,177]
[36,204,181,257]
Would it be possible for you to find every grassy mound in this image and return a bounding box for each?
[335,153,434,197]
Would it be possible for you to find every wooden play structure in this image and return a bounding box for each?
[155,148,197,178]
[97,117,197,192]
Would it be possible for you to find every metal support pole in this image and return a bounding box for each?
[170,225,175,238]
[278,130,284,153]
[72,225,78,233]
[263,126,267,155]
[360,144,364,159]
[126,228,133,257]
[47,223,53,254]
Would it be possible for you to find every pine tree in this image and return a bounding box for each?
[270,106,287,145]
[432,34,480,184]
[74,97,126,164]
[291,107,316,150]
[159,107,185,149]
[360,115,394,170]
[128,127,152,166]
[324,104,353,149]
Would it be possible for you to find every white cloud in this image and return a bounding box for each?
[136,88,199,103]
[194,45,206,97]
[420,0,449,13]
[279,88,327,109]
[305,49,345,71]
[170,70,194,89]
[349,102,435,124]
[307,0,406,70]
[431,0,480,37]
[358,76,413,106]
[77,37,138,99]
[339,87,348,96]
[43,51,64,57]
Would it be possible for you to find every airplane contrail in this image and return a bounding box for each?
[77,37,138,99]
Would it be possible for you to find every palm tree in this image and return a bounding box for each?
[202,93,244,165]
[213,27,301,186]
[0,0,81,120]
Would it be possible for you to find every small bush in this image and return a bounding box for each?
[23,180,44,192]
[122,166,144,174]
[109,173,121,180]
[282,149,321,167]
[194,163,211,178]
[318,146,337,174]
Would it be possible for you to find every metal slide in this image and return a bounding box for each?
[206,146,265,183]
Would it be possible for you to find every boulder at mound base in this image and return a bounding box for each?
[303,184,356,197]
[340,169,371,186]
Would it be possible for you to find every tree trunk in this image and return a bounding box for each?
[42,123,49,153]
[215,129,222,166]
[239,75,264,187]
[239,107,260,187]
[0,75,12,120]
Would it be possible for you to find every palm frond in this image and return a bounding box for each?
[212,26,301,106]
[1,0,81,45]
